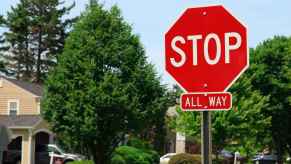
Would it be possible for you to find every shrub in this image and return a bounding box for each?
[67,160,93,164]
[127,137,153,150]
[169,153,201,164]
[111,154,126,164]
[111,146,159,164]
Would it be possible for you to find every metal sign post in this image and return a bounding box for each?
[201,111,212,164]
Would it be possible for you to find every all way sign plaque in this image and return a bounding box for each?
[181,92,232,111]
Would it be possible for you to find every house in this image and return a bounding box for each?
[0,76,53,164]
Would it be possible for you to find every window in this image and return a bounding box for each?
[8,100,19,115]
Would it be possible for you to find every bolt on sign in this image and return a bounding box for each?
[165,5,249,111]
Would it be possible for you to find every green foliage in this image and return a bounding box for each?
[111,146,159,164]
[0,0,75,82]
[67,160,94,164]
[111,155,126,164]
[0,0,32,79]
[0,17,9,75]
[172,78,271,157]
[127,137,154,150]
[171,53,272,158]
[168,153,201,164]
[250,36,291,160]
[170,36,291,160]
[42,1,167,163]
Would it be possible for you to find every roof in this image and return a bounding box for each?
[0,115,42,128]
[1,76,43,96]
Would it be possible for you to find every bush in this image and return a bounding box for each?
[67,160,93,164]
[169,153,201,164]
[111,154,126,164]
[127,137,153,150]
[111,146,159,164]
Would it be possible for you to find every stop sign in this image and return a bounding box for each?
[165,5,248,92]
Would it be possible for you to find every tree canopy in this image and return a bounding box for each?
[250,36,291,161]
[0,0,75,83]
[42,2,168,164]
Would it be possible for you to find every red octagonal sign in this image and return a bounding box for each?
[165,5,248,92]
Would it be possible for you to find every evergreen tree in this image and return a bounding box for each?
[0,0,75,83]
[0,0,32,79]
[28,0,75,83]
[0,16,7,74]
[42,2,168,164]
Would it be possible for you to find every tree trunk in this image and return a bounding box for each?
[36,26,42,83]
[16,56,20,80]
[91,145,109,164]
[275,144,284,164]
[273,134,284,164]
[93,151,106,164]
[153,119,166,154]
[24,37,31,81]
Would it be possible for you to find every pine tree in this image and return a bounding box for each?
[0,0,33,80]
[0,16,7,74]
[28,0,75,83]
[0,0,75,83]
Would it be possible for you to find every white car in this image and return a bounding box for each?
[160,153,177,164]
[47,144,85,163]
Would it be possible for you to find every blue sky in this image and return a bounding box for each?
[1,0,291,86]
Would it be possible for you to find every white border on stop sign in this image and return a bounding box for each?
[179,92,233,112]
[164,4,249,94]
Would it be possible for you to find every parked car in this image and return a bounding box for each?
[160,153,177,164]
[220,149,234,159]
[37,144,85,164]
[3,144,84,164]
[252,154,277,164]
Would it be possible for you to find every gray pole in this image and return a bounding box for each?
[201,111,212,164]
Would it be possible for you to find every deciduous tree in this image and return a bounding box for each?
[42,2,168,164]
[250,36,291,163]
